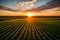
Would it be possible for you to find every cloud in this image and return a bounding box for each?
[15,0,36,10]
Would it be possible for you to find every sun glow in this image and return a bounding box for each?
[26,12,34,17]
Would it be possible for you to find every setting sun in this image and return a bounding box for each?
[26,12,34,17]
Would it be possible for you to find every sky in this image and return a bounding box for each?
[0,0,52,10]
[0,7,60,16]
[0,0,60,16]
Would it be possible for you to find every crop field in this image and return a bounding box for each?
[0,16,60,40]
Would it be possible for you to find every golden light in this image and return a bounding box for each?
[26,12,34,17]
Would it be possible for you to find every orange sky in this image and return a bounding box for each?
[0,7,60,16]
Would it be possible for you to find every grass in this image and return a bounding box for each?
[0,16,60,40]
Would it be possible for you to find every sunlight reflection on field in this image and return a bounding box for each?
[25,17,35,23]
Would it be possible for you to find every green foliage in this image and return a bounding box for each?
[0,17,60,40]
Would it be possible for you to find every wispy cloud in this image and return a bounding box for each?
[16,0,36,10]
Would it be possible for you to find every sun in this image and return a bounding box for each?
[27,13,33,17]
[26,12,34,17]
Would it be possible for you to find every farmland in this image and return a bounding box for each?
[0,16,60,40]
